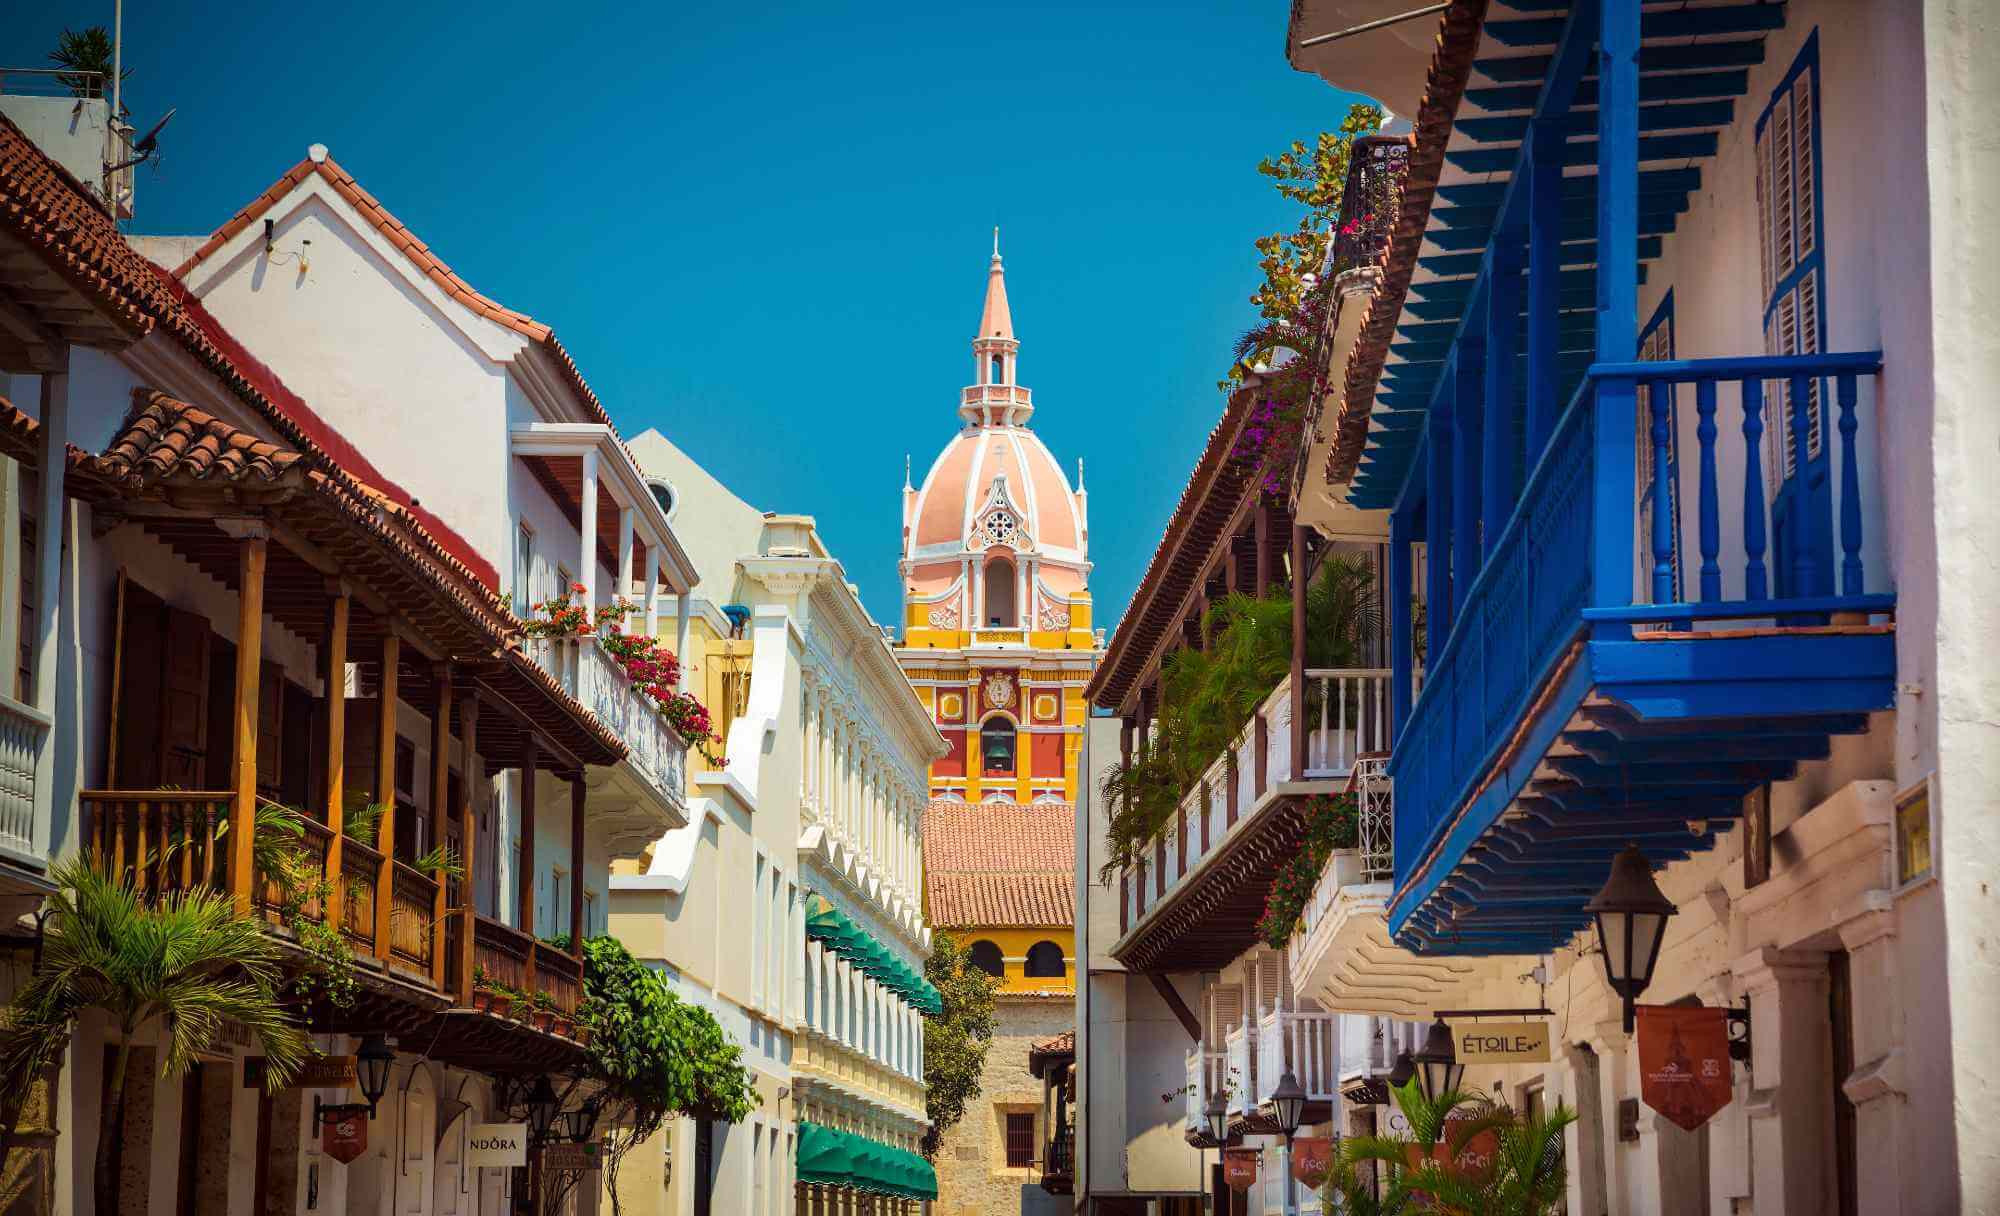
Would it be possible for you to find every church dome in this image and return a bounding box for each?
[902,240,1088,569]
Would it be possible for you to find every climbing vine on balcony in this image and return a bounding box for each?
[521,586,728,766]
[1256,792,1359,949]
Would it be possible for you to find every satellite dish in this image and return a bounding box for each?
[133,107,176,156]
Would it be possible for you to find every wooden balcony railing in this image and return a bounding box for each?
[337,838,383,947]
[81,791,233,899]
[388,861,438,974]
[533,946,584,1018]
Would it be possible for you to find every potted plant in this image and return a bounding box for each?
[531,990,559,1033]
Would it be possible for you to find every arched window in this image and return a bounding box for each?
[647,477,675,517]
[968,940,1005,978]
[985,556,1016,626]
[980,717,1016,777]
[1024,941,1065,978]
[990,354,1004,385]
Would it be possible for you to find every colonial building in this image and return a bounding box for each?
[1091,1,2000,1213]
[0,106,730,1216]
[611,430,943,1216]
[894,247,1096,1214]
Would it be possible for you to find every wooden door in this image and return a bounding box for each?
[160,607,213,788]
[112,583,167,788]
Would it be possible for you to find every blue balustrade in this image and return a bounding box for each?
[1388,351,1886,902]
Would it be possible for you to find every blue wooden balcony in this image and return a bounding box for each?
[1357,0,1897,953]
[1385,353,1893,954]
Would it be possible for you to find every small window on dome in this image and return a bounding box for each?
[985,556,1017,626]
[990,354,1004,385]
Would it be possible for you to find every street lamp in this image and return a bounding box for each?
[564,1095,601,1144]
[1387,1050,1414,1089]
[1269,1071,1308,1216]
[1411,1019,1464,1105]
[1203,1093,1230,1147]
[1586,844,1678,1033]
[525,1076,562,1143]
[354,1035,394,1115]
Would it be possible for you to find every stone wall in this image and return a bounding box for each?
[933,995,1070,1216]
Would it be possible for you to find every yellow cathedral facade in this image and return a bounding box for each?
[897,240,1097,1211]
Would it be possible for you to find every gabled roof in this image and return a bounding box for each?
[923,799,1075,929]
[0,113,501,593]
[93,390,303,489]
[169,151,623,438]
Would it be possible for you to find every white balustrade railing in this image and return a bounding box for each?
[1294,850,1363,946]
[1302,668,1393,778]
[1184,1048,1226,1132]
[0,694,48,859]
[1225,1022,1255,1117]
[1256,1008,1342,1105]
[531,635,688,809]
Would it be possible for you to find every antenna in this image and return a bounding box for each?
[104,107,175,174]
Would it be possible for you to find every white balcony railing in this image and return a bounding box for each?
[1225,1022,1255,1117]
[1256,1008,1341,1106]
[1295,850,1365,947]
[531,635,687,809]
[1301,668,1392,778]
[1184,1048,1226,1132]
[0,694,48,860]
[1120,671,1391,940]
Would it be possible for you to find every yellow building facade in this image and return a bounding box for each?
[897,244,1095,1214]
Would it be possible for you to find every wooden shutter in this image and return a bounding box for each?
[160,607,211,789]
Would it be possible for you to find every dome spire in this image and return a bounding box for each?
[963,236,1030,427]
[979,229,1014,342]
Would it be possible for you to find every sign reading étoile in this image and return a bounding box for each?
[1455,1021,1551,1064]
[466,1124,528,1168]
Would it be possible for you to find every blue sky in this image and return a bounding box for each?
[14,1,1361,637]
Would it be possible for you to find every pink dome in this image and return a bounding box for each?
[907,424,1083,560]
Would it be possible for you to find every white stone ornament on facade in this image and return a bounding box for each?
[1036,592,1069,631]
[982,671,1015,711]
[927,601,961,629]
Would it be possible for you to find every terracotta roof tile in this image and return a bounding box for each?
[926,872,1074,930]
[168,152,623,441]
[923,800,1074,928]
[91,389,304,488]
[0,397,42,466]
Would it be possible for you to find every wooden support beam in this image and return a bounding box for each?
[228,527,268,915]
[520,732,539,934]
[323,582,350,933]
[1254,503,1272,597]
[373,633,400,961]
[452,690,480,997]
[1147,972,1202,1043]
[570,775,587,957]
[1290,524,1308,781]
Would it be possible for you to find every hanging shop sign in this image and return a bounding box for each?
[1454,1020,1551,1064]
[466,1123,529,1168]
[321,1106,368,1165]
[1637,1005,1733,1131]
[294,1056,360,1089]
[1290,1136,1334,1188]
[1407,1116,1499,1182]
[1222,1148,1261,1191]
[541,1142,603,1172]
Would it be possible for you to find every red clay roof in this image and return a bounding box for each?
[923,799,1074,928]
[169,152,623,440]
[93,390,304,488]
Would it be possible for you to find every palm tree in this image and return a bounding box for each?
[1338,1078,1576,1216]
[0,856,311,1216]
[46,26,129,101]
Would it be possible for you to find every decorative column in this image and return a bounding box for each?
[644,548,661,639]
[1561,1041,1610,1216]
[1591,0,1641,609]
[1589,1019,1633,1216]
[520,733,540,933]
[1732,947,1834,1216]
[1290,525,1308,781]
[579,447,600,610]
[570,774,587,952]
[373,633,400,960]
[225,522,268,914]
[617,505,635,598]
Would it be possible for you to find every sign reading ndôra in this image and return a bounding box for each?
[466,1124,528,1168]
[1455,1020,1551,1064]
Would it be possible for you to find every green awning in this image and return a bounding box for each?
[795,1122,854,1188]
[795,1124,937,1200]
[806,897,944,1015]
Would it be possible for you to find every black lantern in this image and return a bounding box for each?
[355,1034,395,1115]
[1269,1071,1307,1141]
[1586,845,1679,1033]
[525,1076,562,1143]
[1387,1050,1415,1089]
[1411,1019,1464,1104]
[1203,1093,1230,1146]
[564,1095,601,1144]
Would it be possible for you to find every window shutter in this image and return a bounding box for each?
[1772,102,1797,281]
[1755,126,1773,299]
[1799,267,1824,458]
[1793,80,1816,262]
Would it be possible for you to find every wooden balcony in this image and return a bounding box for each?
[1111,668,1392,973]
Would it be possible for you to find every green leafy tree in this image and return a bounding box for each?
[566,935,755,1215]
[0,857,311,1216]
[1232,103,1386,380]
[47,26,129,100]
[1333,1078,1576,1216]
[921,932,997,1158]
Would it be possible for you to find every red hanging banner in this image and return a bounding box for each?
[1222,1147,1261,1192]
[1290,1136,1334,1188]
[1637,1004,1734,1132]
[322,1107,369,1165]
